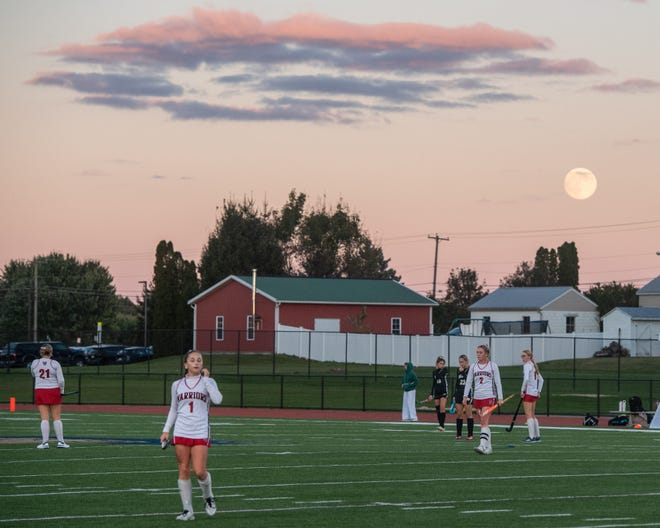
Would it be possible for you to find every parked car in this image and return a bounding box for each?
[91,344,128,364]
[0,341,75,367]
[68,346,101,366]
[117,346,153,363]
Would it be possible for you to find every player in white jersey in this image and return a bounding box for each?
[161,350,223,521]
[463,344,503,455]
[30,344,69,449]
[520,349,544,443]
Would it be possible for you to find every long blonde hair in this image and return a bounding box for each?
[522,349,540,376]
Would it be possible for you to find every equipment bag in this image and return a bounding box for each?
[583,413,599,426]
[608,414,629,426]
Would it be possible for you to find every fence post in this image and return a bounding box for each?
[280,375,284,408]
[237,330,241,376]
[545,378,550,416]
[596,378,601,417]
[362,376,366,411]
[77,372,82,405]
[374,335,378,381]
[345,332,348,378]
[240,375,244,408]
[272,330,276,376]
[121,371,125,405]
[321,376,325,410]
[307,331,312,377]
[572,336,577,390]
[163,374,167,405]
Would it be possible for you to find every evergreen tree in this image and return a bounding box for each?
[557,241,580,288]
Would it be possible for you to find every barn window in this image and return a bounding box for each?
[247,315,255,341]
[215,316,224,341]
[391,317,402,335]
[566,315,576,333]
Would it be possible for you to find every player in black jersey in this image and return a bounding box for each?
[425,356,448,431]
[452,354,474,440]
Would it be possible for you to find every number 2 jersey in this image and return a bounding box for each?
[30,358,65,391]
[463,361,503,401]
[163,375,223,440]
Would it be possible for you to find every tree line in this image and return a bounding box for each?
[0,190,641,351]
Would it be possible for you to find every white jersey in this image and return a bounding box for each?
[521,361,544,397]
[463,361,503,401]
[30,358,65,391]
[163,375,223,439]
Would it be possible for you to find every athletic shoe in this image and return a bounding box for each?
[484,446,493,455]
[533,437,542,443]
[474,445,486,455]
[437,426,445,432]
[176,510,195,521]
[467,435,474,441]
[205,497,217,516]
[522,437,534,443]
[36,442,49,449]
[455,435,462,440]
[57,441,70,448]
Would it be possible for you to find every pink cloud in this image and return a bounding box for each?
[52,9,552,67]
[592,78,660,93]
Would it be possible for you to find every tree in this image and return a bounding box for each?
[295,200,399,280]
[437,268,488,332]
[199,197,287,289]
[0,253,116,344]
[500,241,580,288]
[557,241,579,288]
[199,191,399,286]
[500,261,534,287]
[585,282,638,318]
[531,247,558,286]
[151,241,199,356]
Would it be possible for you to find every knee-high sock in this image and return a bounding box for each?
[438,412,446,428]
[533,418,541,438]
[527,418,535,439]
[456,418,463,437]
[178,479,193,513]
[53,420,64,442]
[40,420,50,443]
[435,405,442,425]
[480,426,491,449]
[198,472,213,499]
[467,418,474,437]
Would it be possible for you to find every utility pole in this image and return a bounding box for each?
[428,234,449,299]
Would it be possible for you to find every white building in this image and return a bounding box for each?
[637,275,660,308]
[468,286,600,335]
[601,307,660,356]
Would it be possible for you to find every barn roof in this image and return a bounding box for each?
[469,286,596,311]
[603,306,660,320]
[637,275,660,295]
[189,275,438,306]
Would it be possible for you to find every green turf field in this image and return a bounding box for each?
[1,410,659,528]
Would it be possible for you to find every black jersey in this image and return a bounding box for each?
[430,367,448,398]
[453,367,469,400]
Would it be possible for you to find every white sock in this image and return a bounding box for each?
[527,418,535,439]
[178,479,193,513]
[533,418,541,438]
[480,426,490,449]
[198,472,213,499]
[53,420,64,442]
[40,420,50,443]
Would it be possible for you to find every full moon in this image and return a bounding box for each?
[564,168,597,200]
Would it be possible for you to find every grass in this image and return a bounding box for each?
[1,409,659,528]
[2,355,659,415]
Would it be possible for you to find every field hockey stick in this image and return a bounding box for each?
[480,393,515,417]
[62,390,79,396]
[506,397,524,432]
[448,399,456,414]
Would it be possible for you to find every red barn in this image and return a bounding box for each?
[188,275,437,353]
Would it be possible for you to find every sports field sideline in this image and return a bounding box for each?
[1,406,659,528]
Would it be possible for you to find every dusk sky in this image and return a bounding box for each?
[2,0,659,301]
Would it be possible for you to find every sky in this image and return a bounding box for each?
[1,0,659,302]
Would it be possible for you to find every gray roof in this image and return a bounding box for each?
[609,307,660,320]
[638,275,660,295]
[469,286,592,310]
[190,275,438,306]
